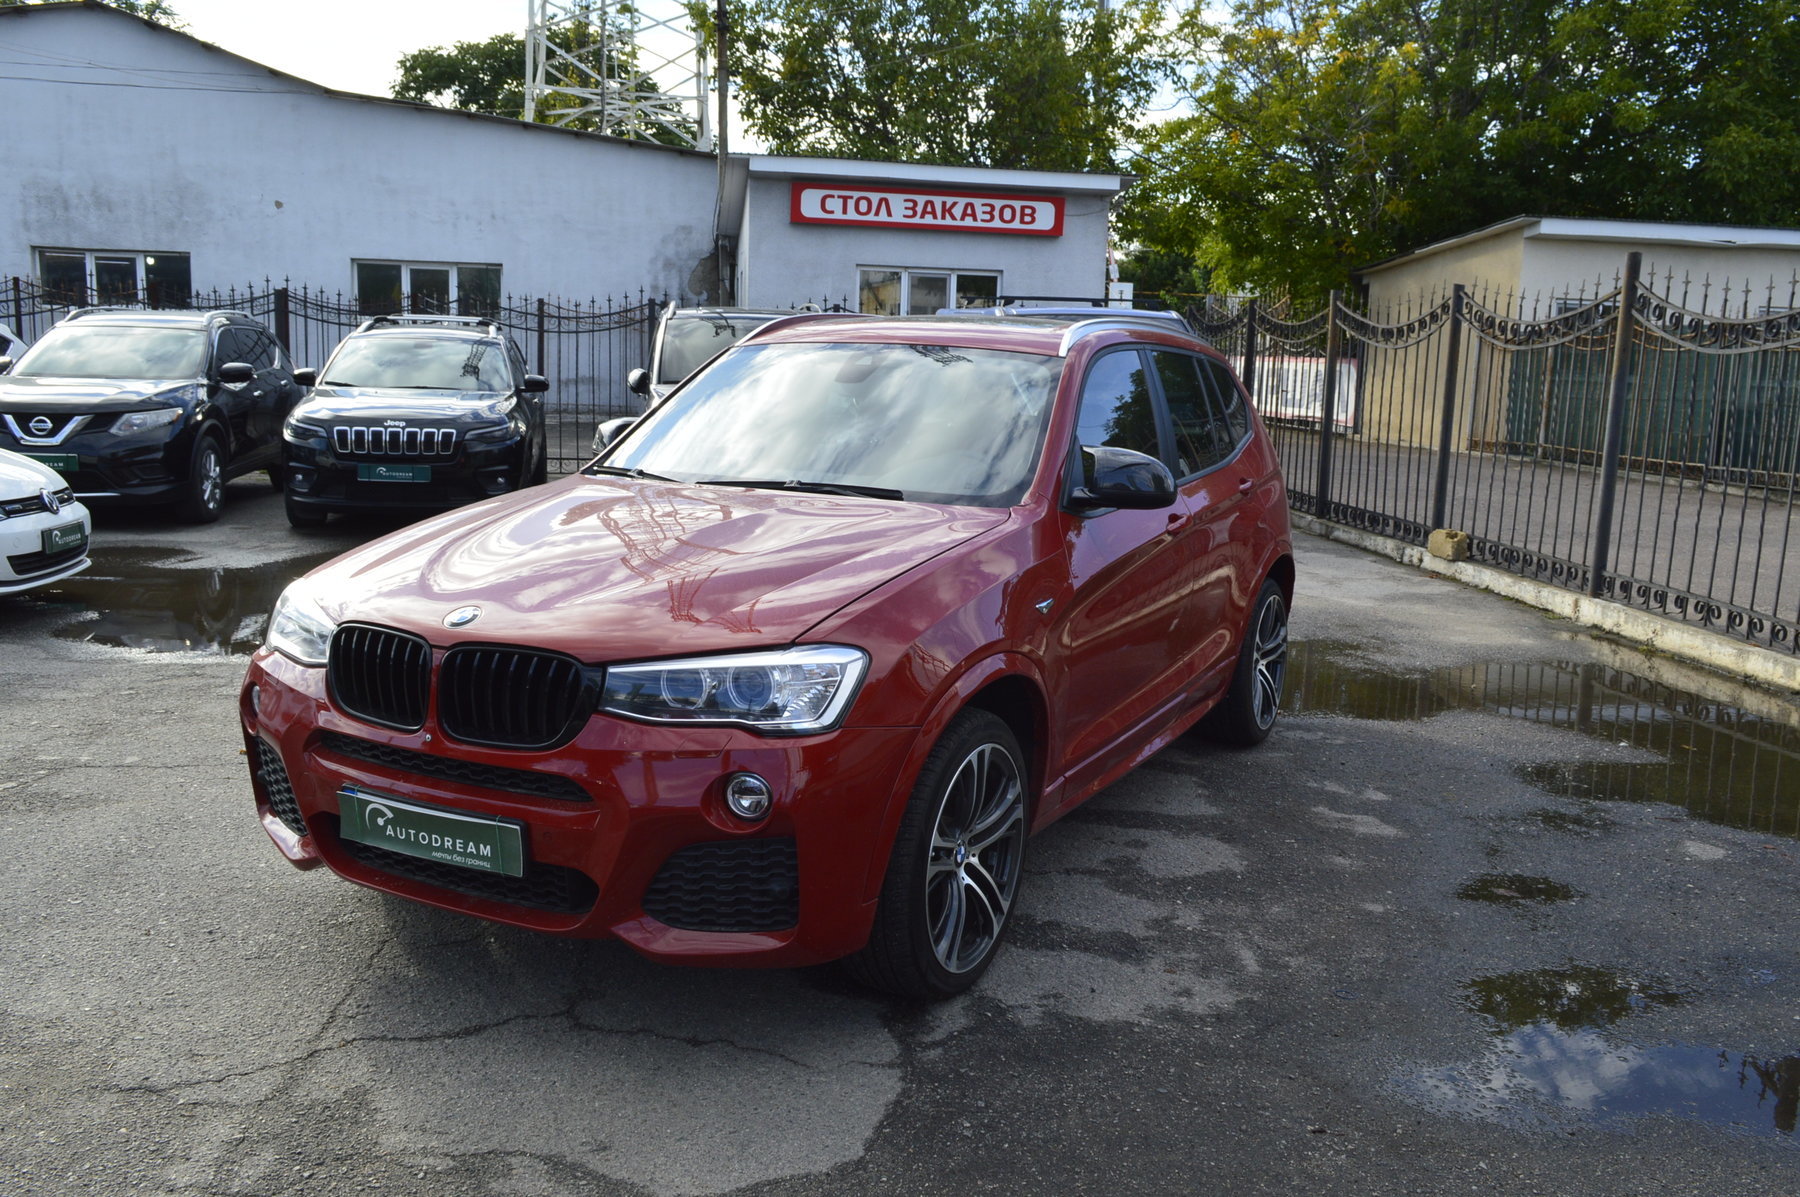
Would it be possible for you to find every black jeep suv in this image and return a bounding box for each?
[0,308,299,522]
[279,315,549,528]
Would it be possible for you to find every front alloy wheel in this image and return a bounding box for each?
[848,709,1028,998]
[180,431,226,524]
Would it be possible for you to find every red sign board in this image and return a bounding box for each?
[790,182,1065,237]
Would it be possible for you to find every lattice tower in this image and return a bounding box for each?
[524,0,712,148]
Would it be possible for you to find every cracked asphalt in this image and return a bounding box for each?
[3,481,1798,1196]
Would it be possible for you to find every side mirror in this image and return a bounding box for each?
[592,416,638,455]
[1067,445,1177,511]
[520,374,549,394]
[218,361,256,385]
[292,367,318,387]
[0,356,12,374]
[626,367,651,396]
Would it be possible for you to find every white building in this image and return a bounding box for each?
[0,1,1125,311]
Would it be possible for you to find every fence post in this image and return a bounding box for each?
[1314,290,1344,519]
[10,277,21,342]
[272,286,290,353]
[1240,298,1259,401]
[1430,285,1466,530]
[1586,251,1643,598]
[536,297,547,371]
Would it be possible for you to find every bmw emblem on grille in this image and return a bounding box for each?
[41,488,61,514]
[28,416,53,437]
[444,605,482,629]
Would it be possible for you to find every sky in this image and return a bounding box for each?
[169,0,525,98]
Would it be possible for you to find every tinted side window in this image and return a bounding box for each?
[213,326,253,370]
[1073,350,1160,462]
[1202,357,1251,444]
[243,326,278,370]
[1155,351,1233,477]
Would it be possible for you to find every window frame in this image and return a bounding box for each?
[857,266,1002,315]
[353,259,504,317]
[1148,347,1252,484]
[35,247,192,307]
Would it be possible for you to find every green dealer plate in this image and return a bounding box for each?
[357,463,431,483]
[41,522,87,554]
[28,453,79,473]
[337,786,524,876]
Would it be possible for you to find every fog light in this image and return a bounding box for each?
[723,772,773,821]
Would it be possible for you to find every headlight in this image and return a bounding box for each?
[284,413,327,441]
[465,420,518,443]
[110,406,185,436]
[265,580,337,666]
[599,645,868,733]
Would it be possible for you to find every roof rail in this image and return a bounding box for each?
[63,306,251,323]
[1057,316,1198,356]
[357,312,503,337]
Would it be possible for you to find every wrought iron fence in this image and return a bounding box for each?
[3,277,663,472]
[1190,254,1800,656]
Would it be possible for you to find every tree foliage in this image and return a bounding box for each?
[0,0,180,22]
[1124,0,1800,299]
[711,0,1166,171]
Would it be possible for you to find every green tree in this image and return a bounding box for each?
[1124,0,1800,299]
[0,0,180,22]
[709,0,1167,171]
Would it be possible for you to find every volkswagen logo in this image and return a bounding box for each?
[28,416,53,437]
[444,605,482,629]
[40,488,61,514]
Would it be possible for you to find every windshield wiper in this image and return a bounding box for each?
[584,463,681,482]
[697,478,906,501]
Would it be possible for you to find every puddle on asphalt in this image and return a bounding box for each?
[1407,966,1799,1139]
[1455,874,1582,906]
[1283,640,1800,840]
[25,547,338,656]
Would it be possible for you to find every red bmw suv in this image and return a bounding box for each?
[241,312,1293,998]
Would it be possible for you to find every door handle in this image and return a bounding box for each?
[1166,510,1190,532]
[1237,476,1254,493]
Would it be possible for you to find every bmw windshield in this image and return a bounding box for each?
[601,340,1062,507]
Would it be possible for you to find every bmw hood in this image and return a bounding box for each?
[300,474,1007,660]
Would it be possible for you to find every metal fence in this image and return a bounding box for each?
[1190,253,1800,656]
[3,277,663,472]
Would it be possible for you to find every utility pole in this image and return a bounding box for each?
[714,0,732,302]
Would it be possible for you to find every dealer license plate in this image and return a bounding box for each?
[28,453,79,473]
[336,786,524,876]
[42,522,86,553]
[357,463,431,483]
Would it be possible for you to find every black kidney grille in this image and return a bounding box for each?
[327,818,598,914]
[320,731,591,803]
[641,839,799,933]
[438,645,592,749]
[329,624,432,732]
[250,738,307,838]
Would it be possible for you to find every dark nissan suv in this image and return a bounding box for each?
[0,308,298,522]
[280,315,549,528]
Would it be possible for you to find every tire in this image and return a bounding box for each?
[267,462,287,492]
[178,430,227,524]
[1203,577,1289,747]
[529,447,549,487]
[285,493,328,529]
[846,709,1029,999]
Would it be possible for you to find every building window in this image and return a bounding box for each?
[36,249,192,308]
[858,268,1000,315]
[355,261,502,317]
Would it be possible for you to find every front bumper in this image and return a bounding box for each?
[240,648,918,966]
[0,425,195,503]
[284,433,528,514]
[0,503,92,594]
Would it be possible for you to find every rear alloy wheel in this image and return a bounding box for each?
[847,709,1028,999]
[1204,577,1288,746]
[179,430,226,524]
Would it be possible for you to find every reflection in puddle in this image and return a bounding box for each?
[1407,966,1797,1138]
[1283,641,1800,839]
[28,547,337,656]
[1455,874,1581,906]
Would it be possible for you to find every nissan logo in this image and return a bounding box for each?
[444,605,482,629]
[40,488,60,514]
[28,416,53,437]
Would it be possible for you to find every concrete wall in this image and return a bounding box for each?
[735,174,1114,308]
[0,6,719,301]
[1520,240,1800,311]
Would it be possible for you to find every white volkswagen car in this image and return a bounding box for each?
[0,447,91,595]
